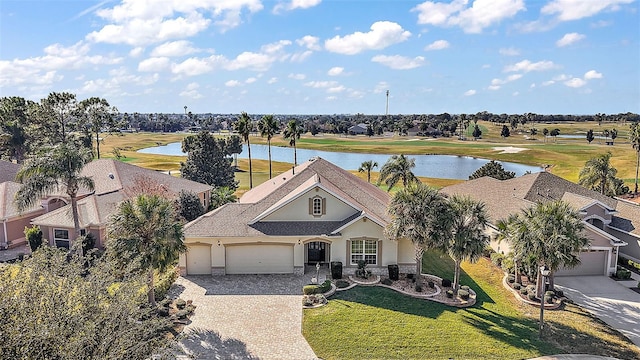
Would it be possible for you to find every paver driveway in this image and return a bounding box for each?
[555,276,640,348]
[171,275,318,360]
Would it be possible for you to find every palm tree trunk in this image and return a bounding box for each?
[514,259,521,284]
[548,272,555,291]
[70,195,82,255]
[635,151,639,194]
[95,131,100,159]
[148,268,156,306]
[248,139,253,189]
[268,138,272,179]
[453,260,461,293]
[367,170,371,183]
[415,245,424,287]
[293,142,297,167]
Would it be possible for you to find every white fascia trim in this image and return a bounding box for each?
[607,224,640,240]
[249,182,363,225]
[583,221,627,247]
[330,212,385,235]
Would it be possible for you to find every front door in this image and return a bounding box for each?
[307,241,326,263]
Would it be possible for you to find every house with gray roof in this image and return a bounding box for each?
[441,171,640,276]
[180,157,415,276]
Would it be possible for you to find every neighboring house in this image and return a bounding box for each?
[441,172,640,277]
[29,159,212,249]
[0,160,42,249]
[348,123,368,135]
[179,157,415,276]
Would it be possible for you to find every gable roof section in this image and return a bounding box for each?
[0,160,20,183]
[0,181,43,220]
[31,191,126,228]
[611,201,640,236]
[185,157,390,238]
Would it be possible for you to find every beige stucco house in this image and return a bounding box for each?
[441,172,640,277]
[180,157,415,276]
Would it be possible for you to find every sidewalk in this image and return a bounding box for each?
[0,244,30,262]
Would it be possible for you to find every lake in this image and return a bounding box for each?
[138,142,542,180]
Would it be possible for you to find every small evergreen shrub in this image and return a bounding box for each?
[318,280,332,293]
[520,288,528,295]
[303,285,320,295]
[381,278,393,286]
[490,253,504,267]
[544,295,554,304]
[555,290,564,297]
[442,279,452,287]
[616,268,632,280]
[25,225,43,252]
[527,293,537,301]
[460,285,470,291]
[335,280,350,288]
[545,291,555,298]
[406,273,414,280]
[355,260,372,279]
[427,281,434,289]
[446,290,454,298]
[507,275,515,284]
[513,282,521,290]
[415,285,422,292]
[458,290,469,300]
[388,264,399,281]
[175,299,187,310]
[175,309,189,319]
[330,261,343,279]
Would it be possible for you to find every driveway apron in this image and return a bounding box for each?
[172,275,318,360]
[555,276,640,348]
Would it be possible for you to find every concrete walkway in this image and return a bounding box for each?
[171,274,318,360]
[555,276,640,348]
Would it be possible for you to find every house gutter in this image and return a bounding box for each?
[2,219,7,250]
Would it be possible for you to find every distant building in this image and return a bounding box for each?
[348,123,368,135]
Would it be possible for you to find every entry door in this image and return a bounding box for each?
[308,242,326,263]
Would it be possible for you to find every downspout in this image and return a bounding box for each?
[2,219,8,250]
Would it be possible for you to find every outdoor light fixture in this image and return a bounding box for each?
[217,240,221,246]
[539,266,551,339]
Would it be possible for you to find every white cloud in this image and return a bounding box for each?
[564,77,586,88]
[290,50,313,62]
[171,55,225,76]
[413,0,525,33]
[584,70,603,79]
[464,89,477,96]
[304,80,338,88]
[499,47,520,56]
[296,35,321,50]
[371,55,426,70]
[151,40,198,57]
[129,47,144,57]
[556,32,585,47]
[138,57,170,72]
[226,52,275,71]
[504,60,558,72]
[273,0,322,14]
[180,82,203,99]
[245,77,257,84]
[327,85,346,93]
[325,21,411,55]
[373,81,389,94]
[424,40,450,51]
[225,79,242,87]
[267,77,278,84]
[326,96,338,101]
[327,67,344,76]
[288,73,306,80]
[542,0,634,21]
[489,73,523,89]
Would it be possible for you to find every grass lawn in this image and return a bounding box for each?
[302,251,640,360]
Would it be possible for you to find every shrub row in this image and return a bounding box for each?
[303,280,332,295]
[619,255,640,272]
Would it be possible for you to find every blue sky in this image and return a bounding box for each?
[1,0,638,115]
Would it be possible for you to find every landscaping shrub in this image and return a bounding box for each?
[545,295,554,304]
[318,280,332,293]
[482,246,495,258]
[555,290,564,298]
[507,274,515,283]
[545,291,555,298]
[527,293,537,301]
[415,285,422,292]
[303,285,320,295]
[446,290,454,298]
[427,281,434,289]
[355,260,372,279]
[441,278,452,287]
[388,264,399,281]
[619,255,640,272]
[81,233,96,254]
[155,267,179,301]
[335,280,350,289]
[520,288,528,295]
[527,285,537,293]
[616,268,632,280]
[490,253,504,267]
[24,225,43,252]
[330,261,342,279]
[460,285,470,291]
[175,309,189,320]
[458,290,469,300]
[512,283,521,290]
[381,278,393,286]
[175,299,187,310]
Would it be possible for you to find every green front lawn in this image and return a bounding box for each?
[303,251,640,360]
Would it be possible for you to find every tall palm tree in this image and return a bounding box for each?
[234,112,253,189]
[15,143,94,246]
[509,201,588,297]
[578,152,618,196]
[258,114,279,179]
[630,123,640,194]
[444,195,489,292]
[358,160,378,183]
[496,213,527,284]
[377,154,417,191]
[283,119,303,167]
[386,183,449,288]
[107,194,186,306]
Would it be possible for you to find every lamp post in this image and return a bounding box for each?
[539,265,551,339]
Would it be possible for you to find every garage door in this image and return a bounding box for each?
[226,245,294,274]
[556,250,607,276]
[186,244,212,275]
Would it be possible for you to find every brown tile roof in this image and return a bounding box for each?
[185,157,390,238]
[0,160,20,183]
[31,191,126,228]
[0,181,43,220]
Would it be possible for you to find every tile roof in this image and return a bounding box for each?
[612,201,639,236]
[0,181,43,220]
[0,160,20,183]
[31,191,126,228]
[185,157,390,238]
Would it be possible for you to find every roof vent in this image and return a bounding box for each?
[108,173,114,179]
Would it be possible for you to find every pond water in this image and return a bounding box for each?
[138,142,542,180]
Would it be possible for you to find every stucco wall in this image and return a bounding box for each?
[262,188,359,222]
[583,204,611,223]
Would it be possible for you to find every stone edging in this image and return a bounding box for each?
[302,284,337,309]
[502,274,562,310]
[348,275,381,285]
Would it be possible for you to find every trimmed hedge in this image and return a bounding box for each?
[446,290,454,298]
[304,280,332,295]
[441,278,452,287]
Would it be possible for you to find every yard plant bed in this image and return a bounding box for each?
[303,251,640,360]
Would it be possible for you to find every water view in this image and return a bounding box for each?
[139,142,542,180]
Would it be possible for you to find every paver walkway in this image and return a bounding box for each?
[555,276,640,348]
[171,274,319,360]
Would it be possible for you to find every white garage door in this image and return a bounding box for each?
[226,245,294,274]
[186,244,212,275]
[556,250,607,276]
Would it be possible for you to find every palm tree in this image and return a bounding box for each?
[496,213,527,284]
[578,152,618,195]
[444,195,489,292]
[258,114,279,179]
[509,201,588,298]
[209,186,237,210]
[15,143,94,247]
[630,123,640,194]
[358,160,378,183]
[234,112,253,189]
[283,119,303,167]
[386,183,449,288]
[107,194,186,306]
[377,154,417,191]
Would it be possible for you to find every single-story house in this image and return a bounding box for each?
[180,157,415,276]
[441,172,640,276]
[29,159,212,249]
[348,123,368,135]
